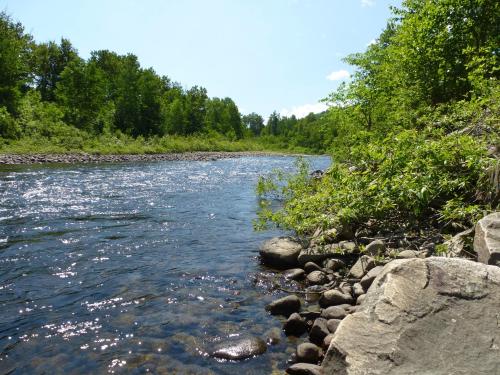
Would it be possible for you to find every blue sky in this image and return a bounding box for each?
[1,0,401,119]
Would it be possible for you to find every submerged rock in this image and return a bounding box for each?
[210,336,267,360]
[260,237,302,268]
[266,295,301,316]
[322,257,500,374]
[474,212,500,265]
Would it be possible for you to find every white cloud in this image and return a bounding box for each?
[361,0,375,7]
[326,69,350,81]
[280,102,328,119]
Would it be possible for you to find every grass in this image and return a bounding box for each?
[0,133,314,155]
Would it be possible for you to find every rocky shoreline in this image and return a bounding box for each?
[256,212,500,374]
[0,151,288,165]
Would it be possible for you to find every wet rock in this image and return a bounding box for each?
[286,363,323,375]
[348,255,375,279]
[320,306,347,320]
[352,282,365,297]
[474,212,500,265]
[364,239,386,256]
[304,261,323,273]
[306,270,328,285]
[266,295,301,316]
[323,258,345,271]
[283,313,307,336]
[326,319,342,334]
[359,265,384,290]
[299,305,322,320]
[283,268,306,281]
[319,289,354,307]
[260,237,302,268]
[265,327,282,345]
[210,336,267,360]
[309,318,329,346]
[323,257,500,374]
[296,342,323,364]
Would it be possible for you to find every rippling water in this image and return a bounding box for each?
[0,156,330,374]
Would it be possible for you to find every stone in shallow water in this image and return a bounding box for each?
[283,268,306,280]
[260,237,302,268]
[210,336,267,360]
[266,295,301,317]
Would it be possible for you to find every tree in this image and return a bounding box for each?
[243,112,264,136]
[32,39,79,102]
[0,12,32,114]
[56,59,107,132]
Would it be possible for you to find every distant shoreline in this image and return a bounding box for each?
[0,151,307,165]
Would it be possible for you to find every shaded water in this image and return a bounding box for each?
[0,156,330,374]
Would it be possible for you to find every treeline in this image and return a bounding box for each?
[257,0,499,234]
[0,12,334,153]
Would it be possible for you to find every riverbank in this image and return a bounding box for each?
[0,151,300,165]
[258,211,500,374]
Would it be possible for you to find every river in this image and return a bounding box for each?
[0,155,330,374]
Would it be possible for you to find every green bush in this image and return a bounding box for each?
[256,128,496,235]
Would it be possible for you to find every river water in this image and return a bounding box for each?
[0,155,330,374]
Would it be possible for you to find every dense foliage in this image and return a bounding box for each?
[0,12,335,153]
[257,0,499,234]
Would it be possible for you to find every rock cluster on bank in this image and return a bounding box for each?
[259,211,500,374]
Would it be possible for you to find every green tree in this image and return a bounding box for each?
[55,59,107,132]
[243,112,265,136]
[32,39,79,102]
[0,12,32,114]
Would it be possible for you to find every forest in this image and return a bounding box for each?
[0,11,333,154]
[257,0,499,234]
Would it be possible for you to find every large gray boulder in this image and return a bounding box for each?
[260,237,302,268]
[322,257,500,374]
[474,212,500,266]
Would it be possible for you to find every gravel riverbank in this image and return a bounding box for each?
[0,151,288,165]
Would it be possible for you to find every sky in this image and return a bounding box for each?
[1,0,401,119]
